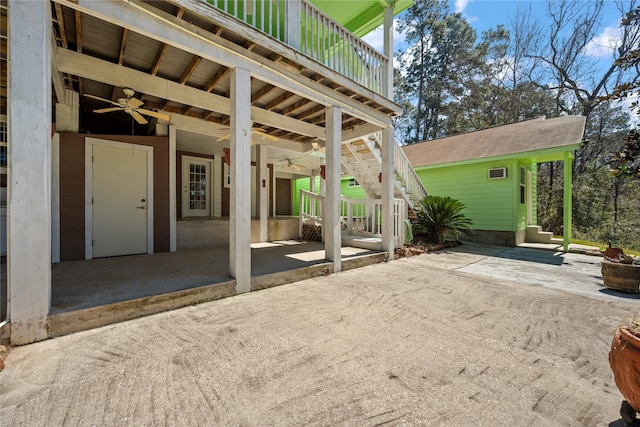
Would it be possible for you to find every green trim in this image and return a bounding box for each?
[412,145,581,172]
[563,151,572,252]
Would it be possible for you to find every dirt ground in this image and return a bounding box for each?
[0,243,638,426]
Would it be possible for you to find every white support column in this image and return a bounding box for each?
[229,67,252,293]
[8,0,52,344]
[325,107,342,272]
[381,127,395,257]
[169,125,177,251]
[383,5,394,99]
[255,144,268,242]
[310,170,317,194]
[285,0,302,50]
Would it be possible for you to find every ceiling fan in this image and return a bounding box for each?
[85,88,170,125]
[276,159,305,172]
[216,127,278,142]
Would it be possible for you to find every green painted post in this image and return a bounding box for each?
[563,151,572,252]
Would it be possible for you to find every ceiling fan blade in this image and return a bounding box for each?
[130,110,148,125]
[84,94,121,107]
[127,97,144,109]
[93,107,123,113]
[137,108,170,121]
[217,134,230,142]
[252,129,278,142]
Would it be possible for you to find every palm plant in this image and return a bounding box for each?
[413,195,473,244]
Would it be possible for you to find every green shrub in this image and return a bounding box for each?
[413,195,473,244]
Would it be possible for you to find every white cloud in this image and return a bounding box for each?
[584,24,622,58]
[361,19,408,54]
[454,0,470,14]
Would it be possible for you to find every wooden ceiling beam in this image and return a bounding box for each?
[251,83,276,104]
[264,92,294,111]
[150,43,169,76]
[281,99,311,116]
[294,105,325,121]
[57,0,395,126]
[204,67,230,93]
[179,55,202,84]
[74,10,82,53]
[54,3,68,48]
[117,28,129,66]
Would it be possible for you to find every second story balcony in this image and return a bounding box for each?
[203,0,412,97]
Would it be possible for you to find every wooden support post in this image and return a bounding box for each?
[381,127,395,256]
[325,106,342,272]
[229,67,252,293]
[8,0,52,344]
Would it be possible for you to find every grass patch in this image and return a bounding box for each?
[569,238,640,257]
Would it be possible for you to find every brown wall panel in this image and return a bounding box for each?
[59,134,170,261]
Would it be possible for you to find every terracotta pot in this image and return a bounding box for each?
[604,247,625,259]
[602,261,640,293]
[609,327,640,413]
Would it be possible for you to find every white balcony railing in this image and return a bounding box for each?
[300,190,406,248]
[300,1,386,93]
[205,0,388,95]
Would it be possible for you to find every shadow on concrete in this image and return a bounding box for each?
[599,288,640,300]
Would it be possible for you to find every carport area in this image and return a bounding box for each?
[0,243,637,425]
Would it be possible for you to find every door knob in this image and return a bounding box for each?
[137,206,145,210]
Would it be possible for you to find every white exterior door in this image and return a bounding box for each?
[90,141,152,258]
[182,156,212,217]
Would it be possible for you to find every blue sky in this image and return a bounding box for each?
[362,0,638,123]
[363,0,627,61]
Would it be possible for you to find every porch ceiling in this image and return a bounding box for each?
[48,0,399,149]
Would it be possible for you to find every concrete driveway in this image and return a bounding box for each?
[1,243,638,426]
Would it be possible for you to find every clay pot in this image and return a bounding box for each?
[604,247,625,259]
[609,327,640,412]
[602,261,640,293]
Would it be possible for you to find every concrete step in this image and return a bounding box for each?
[342,234,382,251]
[526,225,552,243]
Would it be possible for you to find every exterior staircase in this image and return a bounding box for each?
[341,132,427,213]
[526,225,563,244]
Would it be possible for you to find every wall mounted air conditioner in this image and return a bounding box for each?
[488,167,507,179]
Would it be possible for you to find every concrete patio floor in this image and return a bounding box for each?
[50,241,381,313]
[1,242,638,426]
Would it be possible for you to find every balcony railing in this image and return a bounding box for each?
[299,190,406,248]
[205,0,388,95]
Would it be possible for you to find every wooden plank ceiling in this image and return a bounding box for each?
[48,0,396,143]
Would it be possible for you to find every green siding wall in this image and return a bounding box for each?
[416,160,520,232]
[340,179,368,199]
[292,176,369,216]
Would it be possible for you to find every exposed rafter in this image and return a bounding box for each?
[150,44,169,76]
[57,48,326,139]
[179,55,202,84]
[54,3,68,48]
[117,28,128,66]
[74,10,82,53]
